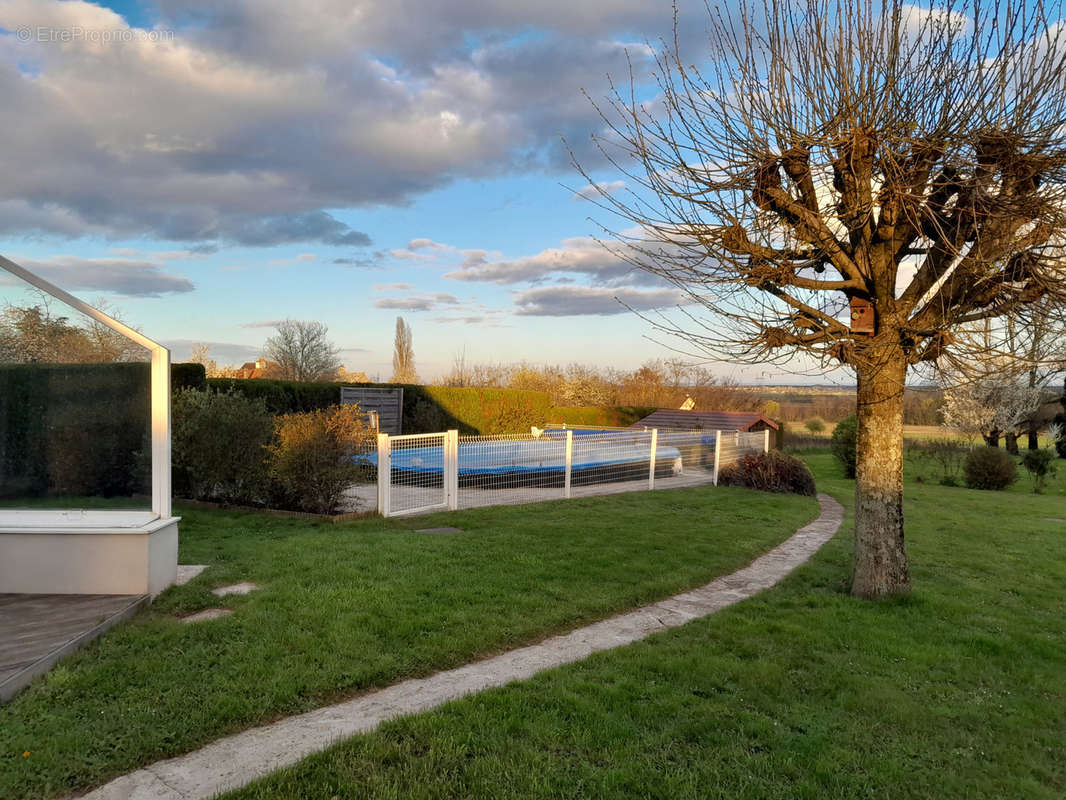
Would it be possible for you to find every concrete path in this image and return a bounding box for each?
[81,493,844,800]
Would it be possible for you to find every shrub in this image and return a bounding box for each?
[172,389,274,504]
[266,404,373,514]
[1021,448,1058,494]
[831,415,858,478]
[717,451,816,496]
[907,439,967,486]
[963,446,1017,490]
[804,417,826,433]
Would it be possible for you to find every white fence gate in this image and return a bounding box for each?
[374,428,769,517]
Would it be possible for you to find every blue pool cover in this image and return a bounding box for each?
[361,438,686,476]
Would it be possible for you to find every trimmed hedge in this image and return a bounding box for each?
[172,362,207,391]
[545,405,656,428]
[206,379,553,435]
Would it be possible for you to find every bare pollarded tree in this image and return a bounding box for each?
[576,0,1066,597]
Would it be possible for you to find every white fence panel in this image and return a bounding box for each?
[456,432,568,510]
[713,429,769,484]
[379,432,449,516]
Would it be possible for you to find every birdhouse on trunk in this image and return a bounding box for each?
[849,297,875,334]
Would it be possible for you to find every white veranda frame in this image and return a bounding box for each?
[0,254,172,523]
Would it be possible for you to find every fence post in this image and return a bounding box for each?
[377,433,391,517]
[564,430,573,499]
[712,430,723,486]
[763,428,770,452]
[648,428,658,490]
[446,430,459,510]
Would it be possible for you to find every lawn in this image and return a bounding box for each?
[0,485,816,800]
[220,453,1066,800]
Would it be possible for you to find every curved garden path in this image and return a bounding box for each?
[82,493,844,800]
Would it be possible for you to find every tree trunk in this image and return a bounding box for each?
[852,351,911,599]
[1028,426,1040,451]
[1005,431,1019,455]
[984,430,1000,447]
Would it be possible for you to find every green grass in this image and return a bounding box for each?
[219,454,1066,800]
[0,486,815,800]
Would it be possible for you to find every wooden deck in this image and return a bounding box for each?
[0,593,148,702]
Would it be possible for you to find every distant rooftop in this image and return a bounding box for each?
[630,409,780,432]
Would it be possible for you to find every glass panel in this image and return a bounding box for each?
[0,267,152,513]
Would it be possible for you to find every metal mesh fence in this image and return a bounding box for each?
[374,427,771,516]
[715,430,769,480]
[456,433,567,509]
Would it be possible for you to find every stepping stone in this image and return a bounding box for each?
[211,582,259,597]
[180,609,232,623]
[174,565,208,586]
[414,527,464,535]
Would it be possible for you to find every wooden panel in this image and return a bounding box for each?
[340,387,404,434]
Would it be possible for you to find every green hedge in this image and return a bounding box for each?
[172,362,206,391]
[205,378,340,413]
[545,405,656,428]
[205,379,553,434]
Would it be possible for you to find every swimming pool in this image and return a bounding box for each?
[365,438,683,477]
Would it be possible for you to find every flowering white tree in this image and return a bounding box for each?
[940,370,1045,447]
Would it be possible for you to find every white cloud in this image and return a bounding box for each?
[373,292,462,311]
[572,179,625,199]
[0,0,686,247]
[8,255,194,297]
[444,235,650,286]
[512,286,685,316]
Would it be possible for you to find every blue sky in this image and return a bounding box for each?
[0,0,827,383]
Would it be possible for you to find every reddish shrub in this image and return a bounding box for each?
[718,451,816,496]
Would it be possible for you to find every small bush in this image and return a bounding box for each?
[1021,448,1058,494]
[831,415,858,478]
[804,417,826,433]
[717,451,816,496]
[172,388,274,504]
[907,439,967,486]
[267,404,373,514]
[963,446,1017,491]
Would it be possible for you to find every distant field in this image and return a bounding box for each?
[745,384,942,427]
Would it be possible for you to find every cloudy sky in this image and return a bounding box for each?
[0,0,799,381]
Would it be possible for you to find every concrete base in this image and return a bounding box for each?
[0,517,179,596]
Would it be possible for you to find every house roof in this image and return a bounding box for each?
[630,409,780,432]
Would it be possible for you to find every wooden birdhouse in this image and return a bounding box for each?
[849,297,875,335]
